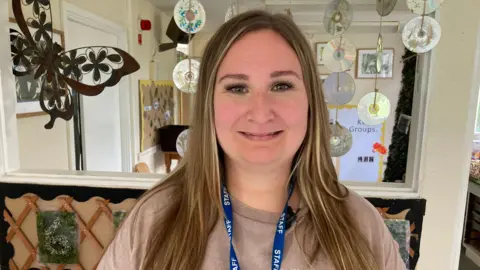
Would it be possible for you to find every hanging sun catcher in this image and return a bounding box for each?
[323,37,356,73]
[323,72,355,105]
[173,0,206,34]
[173,58,200,94]
[402,16,441,53]
[323,0,353,36]
[329,120,353,157]
[176,128,189,157]
[403,0,443,53]
[322,0,356,158]
[406,0,444,15]
[357,0,392,126]
[172,0,206,94]
[9,0,140,129]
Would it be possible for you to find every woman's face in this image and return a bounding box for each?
[214,29,309,167]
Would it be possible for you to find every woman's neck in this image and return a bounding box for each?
[224,160,299,213]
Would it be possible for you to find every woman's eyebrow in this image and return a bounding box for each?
[270,70,301,79]
[218,74,249,83]
[217,70,300,83]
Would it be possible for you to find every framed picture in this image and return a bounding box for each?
[355,48,394,79]
[315,42,327,65]
[9,18,66,118]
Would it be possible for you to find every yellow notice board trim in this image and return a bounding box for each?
[327,104,386,182]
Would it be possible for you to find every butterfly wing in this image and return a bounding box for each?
[11,0,139,129]
[10,0,55,77]
[58,46,140,96]
[12,0,54,46]
[10,28,35,76]
[38,46,139,129]
[38,72,74,129]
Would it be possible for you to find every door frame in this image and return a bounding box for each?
[62,2,133,172]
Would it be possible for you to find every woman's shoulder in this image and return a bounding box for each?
[342,188,405,269]
[97,183,177,269]
[343,189,380,221]
[342,188,387,238]
[122,183,179,239]
[132,183,178,220]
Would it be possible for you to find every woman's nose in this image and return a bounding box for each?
[246,93,275,123]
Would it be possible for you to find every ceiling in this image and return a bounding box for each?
[149,0,417,34]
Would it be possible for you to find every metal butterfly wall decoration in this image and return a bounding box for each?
[10,0,140,129]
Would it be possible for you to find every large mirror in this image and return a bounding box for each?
[6,0,430,185]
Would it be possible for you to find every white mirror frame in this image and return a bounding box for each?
[0,0,433,198]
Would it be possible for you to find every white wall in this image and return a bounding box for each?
[416,0,480,268]
[17,116,69,170]
[191,32,212,57]
[131,6,177,174]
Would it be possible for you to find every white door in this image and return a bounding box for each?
[64,16,123,172]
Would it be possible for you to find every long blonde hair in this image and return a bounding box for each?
[139,10,378,270]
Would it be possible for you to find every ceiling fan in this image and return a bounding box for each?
[158,18,196,52]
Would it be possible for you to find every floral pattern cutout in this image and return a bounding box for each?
[10,0,139,129]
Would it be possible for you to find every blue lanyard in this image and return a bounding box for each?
[221,182,295,270]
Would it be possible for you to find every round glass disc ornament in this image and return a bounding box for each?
[176,129,189,157]
[330,121,353,157]
[402,16,441,53]
[174,0,206,34]
[406,0,444,15]
[323,0,353,36]
[323,37,356,72]
[173,59,200,93]
[323,72,355,105]
[357,92,391,126]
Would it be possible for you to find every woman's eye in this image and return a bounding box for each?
[225,85,248,94]
[272,82,293,92]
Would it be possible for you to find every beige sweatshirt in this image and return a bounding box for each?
[97,188,405,270]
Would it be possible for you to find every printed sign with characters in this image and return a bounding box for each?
[328,105,386,182]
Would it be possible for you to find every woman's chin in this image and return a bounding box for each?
[238,152,282,166]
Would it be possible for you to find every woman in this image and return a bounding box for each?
[98,10,404,270]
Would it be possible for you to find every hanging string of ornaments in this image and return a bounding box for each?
[403,0,443,53]
[321,0,356,158]
[357,0,392,128]
[321,0,443,158]
[171,0,206,157]
[172,0,206,94]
